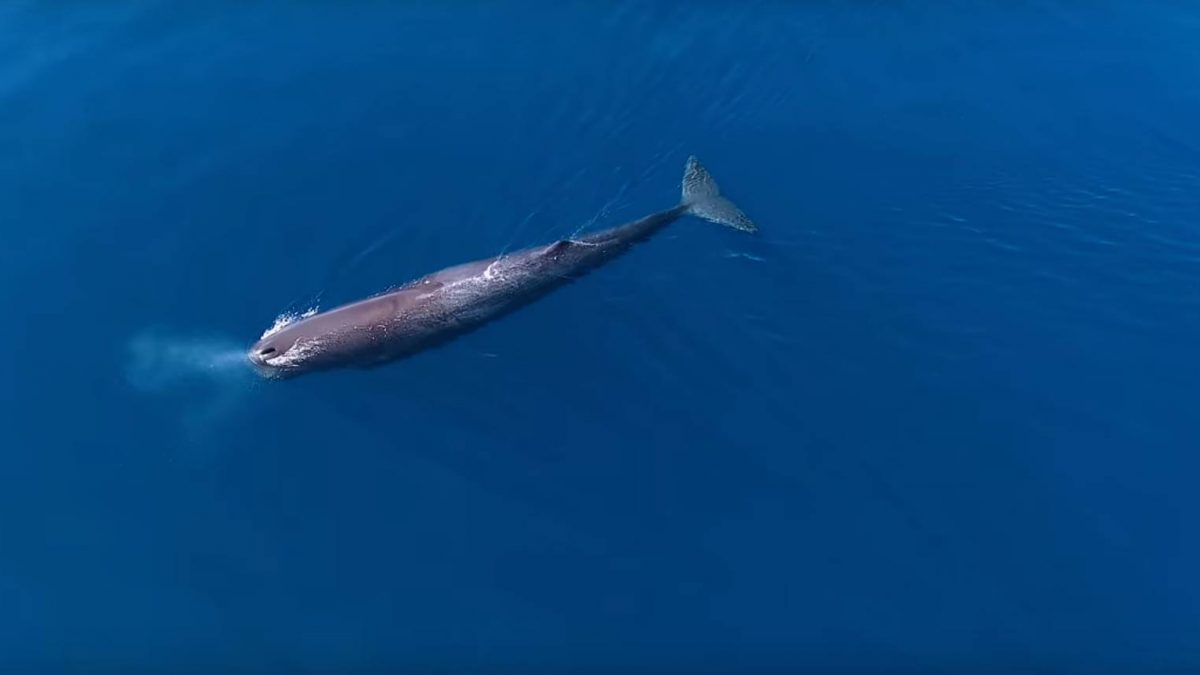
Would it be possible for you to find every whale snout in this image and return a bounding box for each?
[246,328,325,379]
[247,347,274,376]
[247,339,289,378]
[249,340,280,362]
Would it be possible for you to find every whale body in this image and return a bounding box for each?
[247,156,756,379]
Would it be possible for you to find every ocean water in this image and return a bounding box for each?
[2,1,1199,672]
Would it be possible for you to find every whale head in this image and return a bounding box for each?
[247,312,327,379]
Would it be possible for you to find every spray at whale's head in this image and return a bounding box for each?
[124,330,257,442]
[247,308,321,379]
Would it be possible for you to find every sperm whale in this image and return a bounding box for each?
[247,156,756,379]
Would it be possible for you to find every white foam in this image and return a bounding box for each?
[260,306,319,339]
[270,336,324,370]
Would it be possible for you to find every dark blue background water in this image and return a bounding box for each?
[3,2,1198,672]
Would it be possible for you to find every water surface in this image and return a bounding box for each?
[1,2,1198,672]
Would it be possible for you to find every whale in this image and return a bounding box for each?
[247,156,756,379]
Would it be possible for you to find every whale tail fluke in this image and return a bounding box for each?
[680,155,757,233]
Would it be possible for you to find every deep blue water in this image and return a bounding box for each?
[3,2,1199,672]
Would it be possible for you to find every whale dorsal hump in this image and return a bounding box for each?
[543,240,572,255]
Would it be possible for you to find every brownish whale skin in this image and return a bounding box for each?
[247,156,755,379]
